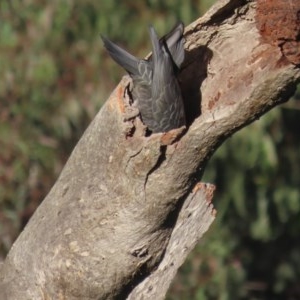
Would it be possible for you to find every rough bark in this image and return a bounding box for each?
[0,0,299,299]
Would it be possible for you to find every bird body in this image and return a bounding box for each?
[101,22,185,133]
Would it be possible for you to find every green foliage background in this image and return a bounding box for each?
[1,1,300,299]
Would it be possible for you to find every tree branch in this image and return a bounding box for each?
[128,183,216,300]
[0,0,299,299]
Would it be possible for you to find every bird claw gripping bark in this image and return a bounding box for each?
[101,22,186,133]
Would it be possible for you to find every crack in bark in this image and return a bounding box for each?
[143,145,167,199]
[124,147,144,174]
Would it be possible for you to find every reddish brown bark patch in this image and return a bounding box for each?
[256,0,300,65]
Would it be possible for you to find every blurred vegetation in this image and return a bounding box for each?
[1,0,300,299]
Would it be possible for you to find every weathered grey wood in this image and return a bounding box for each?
[0,0,299,299]
[128,183,216,300]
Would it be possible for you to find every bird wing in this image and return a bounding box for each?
[149,25,185,132]
[101,35,140,76]
[163,22,185,68]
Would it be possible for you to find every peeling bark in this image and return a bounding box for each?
[0,0,299,299]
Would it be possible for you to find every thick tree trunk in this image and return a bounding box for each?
[1,0,299,299]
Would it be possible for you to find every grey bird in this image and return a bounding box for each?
[101,22,185,133]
